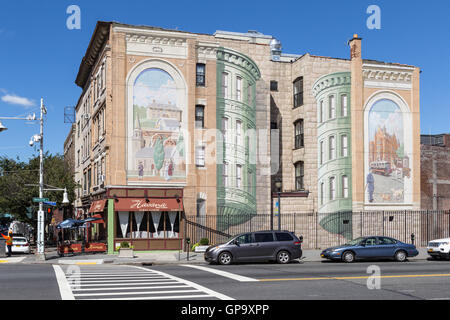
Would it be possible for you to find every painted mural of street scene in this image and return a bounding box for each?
[128,68,186,183]
[366,99,409,203]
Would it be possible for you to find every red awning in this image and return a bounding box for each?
[89,214,105,224]
[113,198,183,212]
[89,199,107,213]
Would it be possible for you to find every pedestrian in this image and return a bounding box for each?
[365,168,375,203]
[1,231,13,257]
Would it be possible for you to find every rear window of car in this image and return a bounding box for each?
[275,232,293,241]
[13,238,27,243]
[254,233,274,242]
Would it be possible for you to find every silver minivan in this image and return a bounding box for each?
[204,230,303,265]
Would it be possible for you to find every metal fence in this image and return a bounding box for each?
[184,210,450,249]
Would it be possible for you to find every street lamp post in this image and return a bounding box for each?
[0,99,47,260]
[275,178,282,231]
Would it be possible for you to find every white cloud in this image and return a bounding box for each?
[1,94,35,108]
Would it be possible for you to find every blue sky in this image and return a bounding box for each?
[0,0,448,161]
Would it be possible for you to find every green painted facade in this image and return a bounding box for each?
[216,47,260,229]
[313,72,353,239]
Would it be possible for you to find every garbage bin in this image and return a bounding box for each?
[0,239,5,258]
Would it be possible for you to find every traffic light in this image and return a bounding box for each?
[46,207,52,216]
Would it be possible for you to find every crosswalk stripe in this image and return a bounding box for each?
[58,265,232,300]
[72,285,190,291]
[74,289,200,297]
[71,281,179,287]
[89,294,214,300]
[127,266,234,300]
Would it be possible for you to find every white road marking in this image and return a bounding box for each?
[129,266,234,300]
[93,294,213,300]
[53,265,75,300]
[74,289,200,297]
[72,281,179,287]
[58,259,103,265]
[181,264,258,282]
[72,285,190,291]
[0,257,26,263]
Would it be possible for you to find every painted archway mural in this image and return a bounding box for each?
[127,61,187,185]
[364,94,412,206]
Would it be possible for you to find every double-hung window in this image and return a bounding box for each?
[341,94,348,117]
[222,73,229,98]
[294,119,304,149]
[329,136,336,160]
[196,63,206,86]
[195,145,205,167]
[329,177,336,201]
[236,164,242,188]
[236,76,242,101]
[293,77,303,108]
[195,105,205,129]
[341,134,348,157]
[329,95,336,119]
[295,161,304,190]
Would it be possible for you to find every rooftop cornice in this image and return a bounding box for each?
[312,72,351,97]
[217,47,261,80]
[75,21,111,88]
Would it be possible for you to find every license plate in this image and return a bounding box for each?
[428,249,433,252]
[321,254,324,257]
[15,245,21,247]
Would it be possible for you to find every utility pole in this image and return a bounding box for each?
[36,98,46,260]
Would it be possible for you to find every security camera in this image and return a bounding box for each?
[29,140,34,147]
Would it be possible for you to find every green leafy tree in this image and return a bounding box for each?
[0,153,76,224]
[153,137,165,174]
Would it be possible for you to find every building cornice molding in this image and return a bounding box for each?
[362,64,413,89]
[217,47,261,80]
[312,72,351,97]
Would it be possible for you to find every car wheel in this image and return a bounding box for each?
[276,250,291,264]
[218,252,232,265]
[342,251,355,263]
[395,250,407,262]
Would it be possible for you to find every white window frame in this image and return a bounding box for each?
[342,175,349,199]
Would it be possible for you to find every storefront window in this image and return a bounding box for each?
[115,211,180,239]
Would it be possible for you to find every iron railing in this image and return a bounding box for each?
[184,210,450,250]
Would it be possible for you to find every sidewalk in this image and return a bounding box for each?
[13,247,431,266]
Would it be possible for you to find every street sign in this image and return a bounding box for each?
[43,201,57,206]
[32,198,49,203]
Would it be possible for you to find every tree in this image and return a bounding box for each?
[0,153,76,224]
[153,136,165,174]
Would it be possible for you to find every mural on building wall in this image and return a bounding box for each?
[366,99,409,203]
[128,68,186,183]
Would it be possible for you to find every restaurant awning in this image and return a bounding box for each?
[89,199,107,213]
[113,198,183,212]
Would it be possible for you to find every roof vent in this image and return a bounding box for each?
[270,38,282,61]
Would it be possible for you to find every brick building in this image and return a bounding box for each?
[68,22,422,251]
[421,134,450,210]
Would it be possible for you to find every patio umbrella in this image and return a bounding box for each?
[56,219,85,230]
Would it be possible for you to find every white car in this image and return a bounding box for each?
[5,236,31,254]
[427,238,450,260]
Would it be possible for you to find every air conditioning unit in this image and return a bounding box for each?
[83,114,90,120]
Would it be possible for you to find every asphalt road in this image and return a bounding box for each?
[142,260,450,300]
[2,260,450,301]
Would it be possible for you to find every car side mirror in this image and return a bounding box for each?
[233,240,240,246]
[360,242,366,247]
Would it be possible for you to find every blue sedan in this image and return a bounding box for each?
[321,236,419,263]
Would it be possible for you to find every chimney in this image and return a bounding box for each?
[348,34,362,60]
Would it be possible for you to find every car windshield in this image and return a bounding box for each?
[344,237,365,246]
